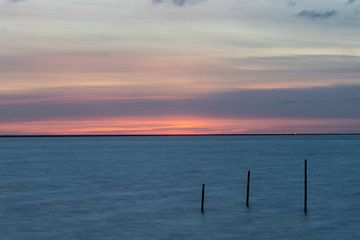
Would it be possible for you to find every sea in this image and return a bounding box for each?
[0,135,359,240]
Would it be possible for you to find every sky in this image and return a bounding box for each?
[0,0,360,134]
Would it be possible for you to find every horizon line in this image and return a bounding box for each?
[1,133,360,138]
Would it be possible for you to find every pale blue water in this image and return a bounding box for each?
[0,135,360,240]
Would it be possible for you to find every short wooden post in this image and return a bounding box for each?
[201,184,205,213]
[246,170,250,208]
[304,159,308,214]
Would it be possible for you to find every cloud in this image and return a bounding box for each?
[1,85,360,123]
[297,9,338,19]
[152,0,203,7]
[346,0,357,5]
[6,0,27,3]
[287,1,296,7]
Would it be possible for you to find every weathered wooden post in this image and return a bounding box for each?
[246,170,251,208]
[304,159,308,214]
[201,184,205,213]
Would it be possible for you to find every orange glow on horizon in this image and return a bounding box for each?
[0,117,358,135]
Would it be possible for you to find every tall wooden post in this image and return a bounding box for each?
[246,170,251,208]
[304,159,308,214]
[201,184,205,213]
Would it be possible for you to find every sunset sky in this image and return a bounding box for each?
[1,0,360,134]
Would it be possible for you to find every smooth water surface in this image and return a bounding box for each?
[1,135,360,239]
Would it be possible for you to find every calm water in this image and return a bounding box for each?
[0,135,360,239]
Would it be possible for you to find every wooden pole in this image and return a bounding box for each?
[304,159,308,214]
[201,184,205,213]
[246,170,250,208]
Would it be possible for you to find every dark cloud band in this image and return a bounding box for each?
[152,0,203,7]
[297,9,338,19]
[346,0,357,5]
[6,0,27,3]
[1,85,359,123]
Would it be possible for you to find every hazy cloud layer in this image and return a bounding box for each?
[1,54,359,90]
[1,0,360,134]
